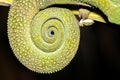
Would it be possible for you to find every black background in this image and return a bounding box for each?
[0,6,120,80]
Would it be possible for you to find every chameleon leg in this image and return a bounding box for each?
[8,7,80,73]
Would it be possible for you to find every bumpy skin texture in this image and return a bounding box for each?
[8,0,120,73]
[8,1,80,73]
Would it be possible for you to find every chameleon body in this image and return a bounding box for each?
[7,0,120,73]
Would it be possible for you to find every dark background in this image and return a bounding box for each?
[0,6,120,80]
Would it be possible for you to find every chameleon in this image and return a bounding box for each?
[0,0,120,73]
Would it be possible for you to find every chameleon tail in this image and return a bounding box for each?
[8,0,120,74]
[8,0,80,73]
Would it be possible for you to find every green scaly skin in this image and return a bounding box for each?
[8,0,120,73]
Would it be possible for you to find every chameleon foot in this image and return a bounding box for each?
[79,8,94,27]
[79,19,94,27]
